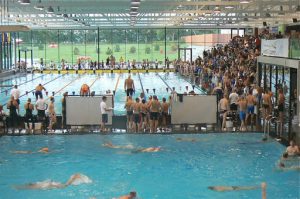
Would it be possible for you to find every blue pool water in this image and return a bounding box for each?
[0,133,299,199]
[0,72,203,115]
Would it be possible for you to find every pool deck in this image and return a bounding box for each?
[34,68,176,74]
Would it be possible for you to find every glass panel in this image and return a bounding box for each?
[112,29,126,68]
[126,29,138,67]
[73,30,86,69]
[85,29,98,64]
[32,30,46,68]
[45,30,59,68]
[99,29,112,68]
[58,30,73,69]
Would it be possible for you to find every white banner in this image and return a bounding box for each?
[261,38,289,58]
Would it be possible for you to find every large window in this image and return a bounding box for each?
[14,28,247,68]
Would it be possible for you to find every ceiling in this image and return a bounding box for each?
[0,0,300,29]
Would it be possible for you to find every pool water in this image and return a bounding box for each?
[0,72,202,115]
[0,133,299,199]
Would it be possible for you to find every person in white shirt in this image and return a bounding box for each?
[100,96,112,132]
[229,88,239,111]
[35,96,48,120]
[11,85,20,105]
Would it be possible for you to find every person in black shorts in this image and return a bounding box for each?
[124,75,135,97]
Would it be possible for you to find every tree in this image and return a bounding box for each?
[154,44,160,51]
[115,44,121,52]
[106,47,112,55]
[145,46,151,54]
[130,46,136,54]
[74,47,80,55]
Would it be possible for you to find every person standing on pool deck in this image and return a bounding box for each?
[35,95,48,121]
[238,95,247,131]
[35,83,47,101]
[7,96,19,132]
[148,95,161,133]
[61,92,68,129]
[161,97,169,131]
[132,98,142,133]
[24,98,35,132]
[124,96,134,131]
[100,96,113,132]
[10,85,20,105]
[245,89,256,128]
[47,97,56,131]
[124,75,135,97]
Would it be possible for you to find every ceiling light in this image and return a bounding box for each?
[131,6,139,9]
[131,0,140,5]
[46,6,54,14]
[20,0,30,5]
[240,0,250,4]
[34,5,44,10]
[214,6,221,13]
[225,6,234,9]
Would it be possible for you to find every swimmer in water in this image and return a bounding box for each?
[11,147,50,154]
[132,147,161,153]
[208,184,262,192]
[277,162,300,171]
[176,138,199,142]
[102,142,135,149]
[114,191,137,199]
[14,173,92,190]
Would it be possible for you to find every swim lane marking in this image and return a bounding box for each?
[46,72,86,100]
[114,74,121,92]
[89,76,101,89]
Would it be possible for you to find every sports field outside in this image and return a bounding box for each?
[19,43,186,65]
[290,38,300,59]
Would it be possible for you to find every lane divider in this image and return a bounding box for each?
[89,75,101,89]
[46,72,86,101]
[1,74,46,94]
[156,72,172,91]
[2,74,65,106]
[114,74,121,92]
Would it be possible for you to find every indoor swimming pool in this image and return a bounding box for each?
[0,72,204,115]
[0,133,298,199]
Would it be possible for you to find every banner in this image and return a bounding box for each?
[261,38,289,58]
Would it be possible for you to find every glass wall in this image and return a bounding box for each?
[13,28,244,69]
[258,63,297,140]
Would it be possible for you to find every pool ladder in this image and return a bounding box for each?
[263,115,279,138]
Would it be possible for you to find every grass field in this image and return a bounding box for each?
[19,43,189,65]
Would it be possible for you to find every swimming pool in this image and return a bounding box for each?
[0,133,298,199]
[0,72,203,115]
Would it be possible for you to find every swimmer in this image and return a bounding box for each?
[277,162,300,171]
[114,191,137,199]
[280,152,300,162]
[176,138,198,142]
[11,147,50,154]
[14,173,92,190]
[102,142,134,149]
[133,147,161,153]
[208,185,261,192]
[286,140,300,156]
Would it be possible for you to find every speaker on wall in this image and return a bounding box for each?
[292,18,297,23]
[263,21,267,26]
